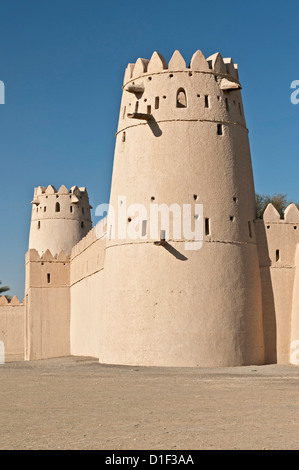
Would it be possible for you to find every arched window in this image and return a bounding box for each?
[55,202,60,212]
[176,88,187,108]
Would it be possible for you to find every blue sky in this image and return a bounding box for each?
[0,0,298,299]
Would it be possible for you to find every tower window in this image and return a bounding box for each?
[37,221,41,230]
[70,206,73,213]
[81,221,84,228]
[204,95,209,108]
[141,220,147,237]
[248,221,252,238]
[47,273,51,284]
[225,98,229,111]
[238,103,242,116]
[55,202,60,212]
[122,132,126,142]
[217,124,223,135]
[123,106,126,119]
[147,105,151,114]
[176,89,187,108]
[276,249,280,262]
[155,97,159,109]
[82,207,85,214]
[44,206,46,212]
[135,101,139,113]
[205,218,210,236]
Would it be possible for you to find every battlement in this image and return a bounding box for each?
[263,203,299,224]
[25,248,70,263]
[0,296,24,306]
[256,204,299,269]
[123,50,240,86]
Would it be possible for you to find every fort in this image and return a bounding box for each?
[1,49,298,367]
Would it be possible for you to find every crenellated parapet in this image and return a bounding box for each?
[117,49,245,142]
[0,296,24,306]
[25,248,70,289]
[123,50,239,85]
[257,203,299,268]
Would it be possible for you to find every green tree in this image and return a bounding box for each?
[256,193,299,219]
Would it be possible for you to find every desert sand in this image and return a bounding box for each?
[0,357,298,450]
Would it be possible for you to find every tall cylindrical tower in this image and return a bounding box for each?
[100,49,264,367]
[29,185,92,255]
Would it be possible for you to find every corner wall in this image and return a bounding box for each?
[25,249,70,360]
[256,204,299,364]
[0,297,25,361]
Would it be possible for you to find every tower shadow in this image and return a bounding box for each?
[163,242,188,261]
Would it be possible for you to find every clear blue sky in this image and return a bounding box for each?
[0,0,298,299]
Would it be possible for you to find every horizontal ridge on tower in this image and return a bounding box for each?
[123,49,240,85]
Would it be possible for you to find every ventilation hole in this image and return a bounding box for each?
[204,95,209,108]
[148,76,152,80]
[197,94,200,97]
[56,194,59,198]
[44,207,46,212]
[155,97,159,109]
[217,96,220,101]
[205,218,210,236]
[193,194,197,201]
[294,226,297,230]
[217,124,223,135]
[230,216,234,222]
[41,262,44,266]
[81,221,84,228]
[169,74,173,78]
[233,197,237,202]
[144,98,147,102]
[276,249,280,262]
[248,221,252,238]
[214,75,218,82]
[189,71,192,76]
[233,100,236,105]
[151,196,155,201]
[128,217,132,223]
[176,88,187,108]
[55,202,60,212]
[267,225,270,229]
[163,95,166,99]
[47,273,51,284]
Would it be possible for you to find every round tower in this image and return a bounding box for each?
[100,49,265,367]
[29,185,92,255]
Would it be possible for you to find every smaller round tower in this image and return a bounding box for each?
[28,185,92,255]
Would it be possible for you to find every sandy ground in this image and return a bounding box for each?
[0,356,298,450]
